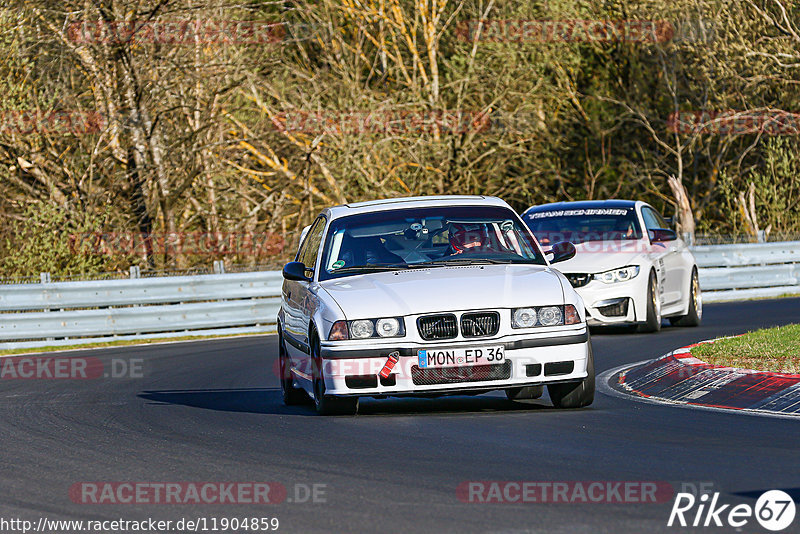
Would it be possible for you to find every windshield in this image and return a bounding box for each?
[524,207,643,246]
[319,205,546,280]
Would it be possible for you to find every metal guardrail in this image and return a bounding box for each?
[693,241,800,303]
[0,240,797,349]
[0,271,282,311]
[0,271,282,350]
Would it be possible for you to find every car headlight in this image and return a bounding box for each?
[512,305,581,328]
[538,306,563,326]
[594,265,640,284]
[512,308,537,328]
[376,318,401,337]
[328,318,406,340]
[350,320,374,339]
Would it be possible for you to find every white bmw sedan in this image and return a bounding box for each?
[522,200,702,333]
[278,195,594,415]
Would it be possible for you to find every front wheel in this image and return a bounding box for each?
[311,334,358,416]
[279,332,307,405]
[637,271,662,333]
[669,268,702,327]
[547,343,594,409]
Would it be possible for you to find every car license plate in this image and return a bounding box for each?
[417,346,504,369]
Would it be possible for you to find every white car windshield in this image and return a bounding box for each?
[525,207,643,246]
[319,205,546,280]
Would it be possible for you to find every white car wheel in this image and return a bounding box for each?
[637,272,662,333]
[547,342,595,408]
[670,268,702,327]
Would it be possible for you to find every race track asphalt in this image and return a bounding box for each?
[1,297,799,534]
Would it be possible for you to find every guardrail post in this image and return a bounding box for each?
[129,266,141,279]
[40,272,55,340]
[213,260,225,274]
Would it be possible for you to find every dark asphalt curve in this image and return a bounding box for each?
[1,298,800,534]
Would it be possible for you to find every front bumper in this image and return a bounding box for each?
[312,328,590,396]
[573,275,649,326]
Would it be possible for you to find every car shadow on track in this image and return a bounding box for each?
[355,396,561,417]
[138,388,574,417]
[589,323,682,336]
[139,388,314,416]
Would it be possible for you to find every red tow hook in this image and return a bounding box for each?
[379,351,400,379]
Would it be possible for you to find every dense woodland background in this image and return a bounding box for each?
[1,0,799,278]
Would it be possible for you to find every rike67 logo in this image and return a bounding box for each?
[668,490,796,531]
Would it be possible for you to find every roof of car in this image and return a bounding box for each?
[322,195,511,220]
[523,199,640,214]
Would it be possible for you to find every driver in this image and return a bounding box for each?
[449,224,487,254]
[612,218,636,239]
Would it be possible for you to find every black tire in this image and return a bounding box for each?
[279,331,307,405]
[547,342,594,409]
[669,268,702,327]
[505,386,544,401]
[637,271,662,333]
[310,332,358,416]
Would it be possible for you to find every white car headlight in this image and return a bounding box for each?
[376,318,400,337]
[594,265,640,284]
[538,306,563,326]
[328,318,406,340]
[350,320,374,339]
[512,308,537,328]
[512,305,581,328]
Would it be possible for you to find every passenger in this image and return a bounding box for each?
[339,234,403,265]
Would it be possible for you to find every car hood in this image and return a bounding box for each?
[320,265,565,318]
[551,241,647,274]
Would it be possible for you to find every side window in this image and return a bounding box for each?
[295,219,320,261]
[298,217,326,272]
[654,210,669,229]
[641,207,663,231]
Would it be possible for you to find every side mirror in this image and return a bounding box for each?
[283,261,312,282]
[548,241,576,264]
[649,228,677,242]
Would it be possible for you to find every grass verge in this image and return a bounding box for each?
[692,324,800,374]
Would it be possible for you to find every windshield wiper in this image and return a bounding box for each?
[414,258,513,267]
[330,264,409,274]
